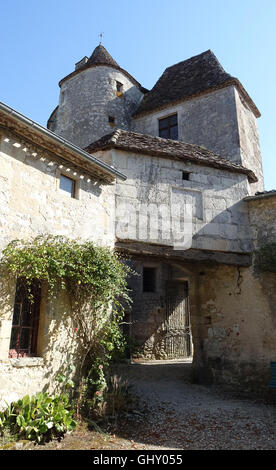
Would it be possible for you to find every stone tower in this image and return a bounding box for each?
[132,50,264,193]
[47,45,145,149]
[48,47,264,193]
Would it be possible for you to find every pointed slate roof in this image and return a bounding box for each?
[59,45,147,92]
[134,50,260,118]
[85,128,258,183]
[86,44,120,67]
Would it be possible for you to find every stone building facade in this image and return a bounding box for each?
[0,44,275,403]
[0,102,124,406]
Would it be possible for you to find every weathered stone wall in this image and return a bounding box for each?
[246,195,276,248]
[133,87,240,162]
[50,66,144,149]
[97,148,253,253]
[0,287,81,408]
[193,262,276,394]
[0,132,115,251]
[234,88,264,194]
[97,148,274,394]
[0,130,115,406]
[190,196,276,392]
[124,253,275,395]
[132,86,264,193]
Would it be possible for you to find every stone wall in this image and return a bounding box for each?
[193,262,276,394]
[50,66,144,149]
[0,130,115,406]
[100,149,253,253]
[132,86,264,193]
[0,131,115,251]
[235,88,264,194]
[124,253,276,395]
[246,194,276,248]
[133,87,240,162]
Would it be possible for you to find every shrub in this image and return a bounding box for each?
[0,235,132,379]
[0,393,76,443]
[255,243,276,273]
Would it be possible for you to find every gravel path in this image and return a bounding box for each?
[111,359,276,450]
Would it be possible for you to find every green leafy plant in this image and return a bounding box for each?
[255,243,276,273]
[0,235,133,420]
[0,393,76,443]
[0,235,132,373]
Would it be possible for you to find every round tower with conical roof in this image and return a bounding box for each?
[47,45,145,149]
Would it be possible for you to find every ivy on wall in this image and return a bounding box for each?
[0,235,132,377]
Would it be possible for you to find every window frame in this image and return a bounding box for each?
[9,279,41,358]
[59,173,77,199]
[158,113,178,140]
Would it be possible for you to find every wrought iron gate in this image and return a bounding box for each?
[164,281,192,359]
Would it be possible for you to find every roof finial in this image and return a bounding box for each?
[99,32,104,45]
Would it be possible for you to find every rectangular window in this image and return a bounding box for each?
[159,114,178,140]
[9,280,41,358]
[116,81,123,93]
[143,267,157,293]
[60,174,76,198]
[108,115,115,124]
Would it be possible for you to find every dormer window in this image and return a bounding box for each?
[159,114,178,140]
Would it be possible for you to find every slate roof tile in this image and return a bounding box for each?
[85,129,258,183]
[134,50,260,118]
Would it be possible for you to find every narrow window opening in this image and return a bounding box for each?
[60,174,76,198]
[116,81,123,93]
[9,279,41,358]
[143,267,157,293]
[182,171,190,181]
[108,115,115,124]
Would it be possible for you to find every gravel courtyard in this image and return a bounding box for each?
[109,359,276,450]
[7,359,275,451]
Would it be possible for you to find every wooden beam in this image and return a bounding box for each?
[115,239,252,267]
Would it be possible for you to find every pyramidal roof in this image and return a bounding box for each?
[87,44,120,68]
[134,50,260,118]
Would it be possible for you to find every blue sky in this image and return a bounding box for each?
[0,0,275,190]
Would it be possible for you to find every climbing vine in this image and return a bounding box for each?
[255,243,276,273]
[0,235,132,379]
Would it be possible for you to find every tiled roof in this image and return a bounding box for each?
[0,101,126,183]
[244,190,276,201]
[134,50,260,118]
[86,44,120,68]
[85,129,258,183]
[59,45,148,93]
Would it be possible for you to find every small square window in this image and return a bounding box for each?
[108,116,115,124]
[182,171,190,181]
[143,267,156,293]
[60,174,76,198]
